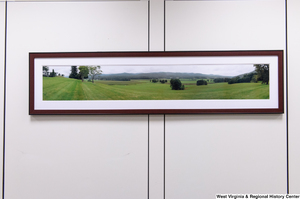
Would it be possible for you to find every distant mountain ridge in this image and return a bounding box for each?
[96,72,233,80]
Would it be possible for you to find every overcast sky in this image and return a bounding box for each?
[47,64,255,77]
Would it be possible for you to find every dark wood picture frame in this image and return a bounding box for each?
[29,50,283,115]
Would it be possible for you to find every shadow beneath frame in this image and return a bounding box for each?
[30,114,149,123]
[164,113,284,122]
[30,113,284,123]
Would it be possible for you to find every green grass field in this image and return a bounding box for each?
[43,77,269,100]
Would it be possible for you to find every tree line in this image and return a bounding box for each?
[43,65,103,83]
[151,79,167,83]
[228,64,269,85]
[69,65,102,83]
[168,64,269,91]
[228,72,255,84]
[43,66,64,77]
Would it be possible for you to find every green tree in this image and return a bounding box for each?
[88,65,102,83]
[69,66,79,79]
[251,74,258,83]
[196,80,207,86]
[228,76,240,84]
[254,64,269,84]
[170,79,185,90]
[43,66,49,77]
[49,69,56,77]
[78,66,89,82]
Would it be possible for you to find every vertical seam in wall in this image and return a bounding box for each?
[148,114,150,199]
[285,0,289,194]
[163,114,165,199]
[147,1,150,198]
[148,0,150,52]
[164,0,166,51]
[163,1,166,197]
[2,1,7,199]
[147,0,150,197]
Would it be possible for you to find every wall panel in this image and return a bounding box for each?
[165,115,286,198]
[287,0,300,193]
[165,0,285,51]
[148,1,165,198]
[5,2,148,199]
[149,0,164,51]
[165,0,286,198]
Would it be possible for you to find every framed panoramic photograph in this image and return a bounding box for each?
[29,51,284,114]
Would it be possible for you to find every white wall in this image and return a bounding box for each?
[5,2,149,199]
[165,1,285,51]
[1,0,293,199]
[165,1,287,198]
[287,0,300,194]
